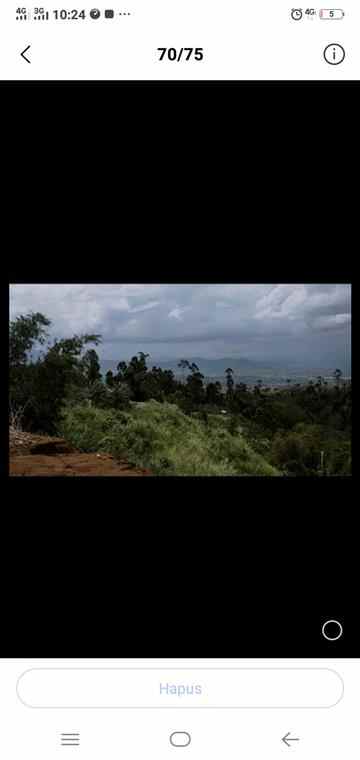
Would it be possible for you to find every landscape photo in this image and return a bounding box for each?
[9,283,351,476]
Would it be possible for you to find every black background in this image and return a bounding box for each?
[1,485,353,657]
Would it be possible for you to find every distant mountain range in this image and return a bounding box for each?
[100,356,350,380]
[101,357,271,374]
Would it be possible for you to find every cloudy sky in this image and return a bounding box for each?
[9,284,351,368]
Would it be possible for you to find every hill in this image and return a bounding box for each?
[58,400,280,476]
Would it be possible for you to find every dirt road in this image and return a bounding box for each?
[9,429,151,477]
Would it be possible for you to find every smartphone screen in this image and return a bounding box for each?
[0,0,358,80]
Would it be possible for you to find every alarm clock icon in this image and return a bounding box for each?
[291,8,303,19]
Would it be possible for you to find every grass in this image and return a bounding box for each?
[58,400,280,476]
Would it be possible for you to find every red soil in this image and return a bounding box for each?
[9,429,151,477]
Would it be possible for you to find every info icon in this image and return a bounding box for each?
[323,43,345,64]
[105,9,114,17]
[90,8,101,18]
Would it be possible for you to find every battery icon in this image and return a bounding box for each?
[319,8,345,18]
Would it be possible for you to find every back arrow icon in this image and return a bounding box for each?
[21,45,31,63]
[282,733,300,747]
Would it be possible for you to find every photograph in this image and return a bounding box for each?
[9,283,351,477]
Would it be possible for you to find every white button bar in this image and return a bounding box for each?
[17,668,343,709]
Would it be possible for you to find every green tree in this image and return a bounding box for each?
[115,353,150,401]
[186,363,205,407]
[178,359,190,383]
[231,382,250,414]
[86,379,131,410]
[115,361,128,383]
[9,311,51,368]
[271,427,323,476]
[149,366,177,400]
[206,381,223,407]
[110,382,132,409]
[35,333,101,431]
[82,349,102,385]
[9,312,102,433]
[105,369,115,387]
[9,312,52,427]
[225,368,234,400]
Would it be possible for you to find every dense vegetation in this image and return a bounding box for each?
[9,312,351,476]
[58,402,279,476]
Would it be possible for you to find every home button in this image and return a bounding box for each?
[170,732,191,747]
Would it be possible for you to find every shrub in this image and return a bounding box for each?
[58,401,280,476]
[57,405,127,452]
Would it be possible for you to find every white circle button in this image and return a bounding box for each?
[324,43,345,64]
[322,619,343,641]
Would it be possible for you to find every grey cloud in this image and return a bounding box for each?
[9,283,351,366]
[311,313,351,331]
